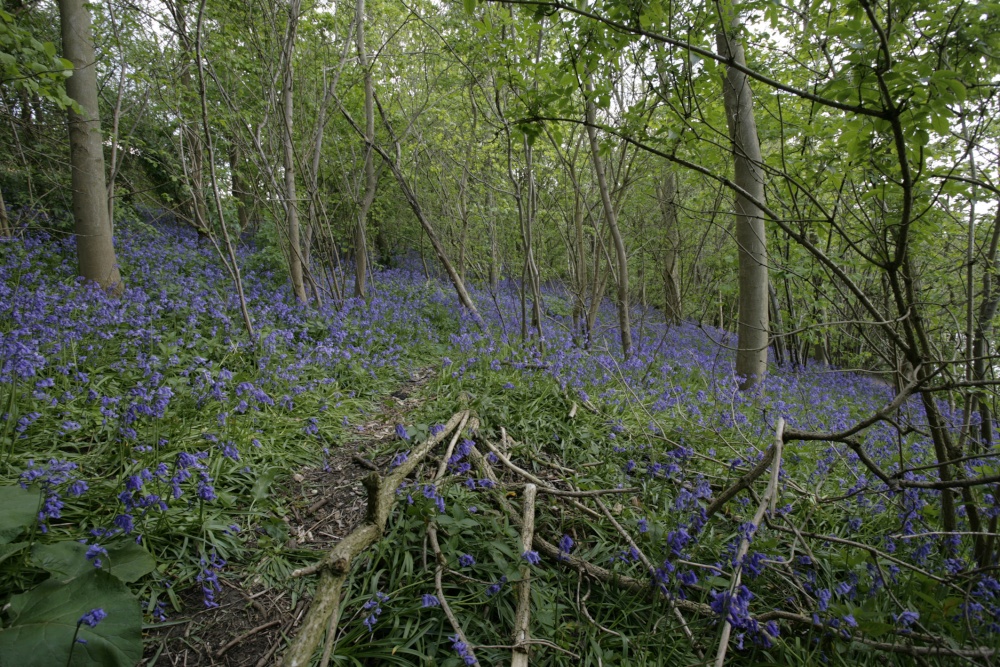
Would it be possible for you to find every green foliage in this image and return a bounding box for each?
[0,569,142,667]
[0,9,74,108]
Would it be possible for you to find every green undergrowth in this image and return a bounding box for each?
[331,346,974,666]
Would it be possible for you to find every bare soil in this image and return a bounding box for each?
[141,368,433,667]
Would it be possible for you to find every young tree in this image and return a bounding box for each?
[59,0,122,292]
[716,3,768,388]
[282,0,307,303]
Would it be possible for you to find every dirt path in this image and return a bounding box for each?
[142,368,435,667]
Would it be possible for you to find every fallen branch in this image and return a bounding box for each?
[280,410,469,667]
[426,416,480,665]
[703,444,776,520]
[482,437,601,520]
[512,484,537,667]
[714,418,784,667]
[428,524,480,665]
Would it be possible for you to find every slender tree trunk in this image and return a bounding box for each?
[458,166,469,284]
[486,156,500,289]
[283,0,306,303]
[339,101,483,326]
[230,142,251,230]
[973,207,1000,448]
[523,136,543,339]
[59,0,122,293]
[194,0,254,338]
[657,170,682,325]
[353,0,375,299]
[585,76,631,358]
[768,281,786,367]
[716,7,768,388]
[0,184,9,236]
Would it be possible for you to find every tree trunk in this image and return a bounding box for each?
[716,10,768,388]
[59,0,123,293]
[973,206,1000,448]
[0,184,9,236]
[354,0,375,299]
[230,141,251,231]
[283,0,306,303]
[657,170,682,325]
[585,76,632,359]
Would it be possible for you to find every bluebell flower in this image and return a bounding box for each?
[78,608,107,628]
[450,634,477,665]
[421,594,440,607]
[86,543,108,568]
[458,554,475,567]
[522,550,541,565]
[486,576,507,596]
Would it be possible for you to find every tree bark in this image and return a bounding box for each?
[353,0,375,299]
[716,8,769,388]
[230,141,251,231]
[59,0,123,293]
[0,184,9,236]
[585,76,632,358]
[657,170,682,325]
[282,0,307,303]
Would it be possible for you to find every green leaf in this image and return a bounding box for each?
[33,541,94,582]
[0,485,41,544]
[252,467,281,502]
[463,0,476,14]
[0,569,142,667]
[104,541,157,583]
[31,540,155,584]
[0,541,28,566]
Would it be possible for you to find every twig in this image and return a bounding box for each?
[351,454,378,471]
[512,484,538,667]
[482,437,601,520]
[510,483,640,498]
[215,620,281,658]
[578,573,622,638]
[427,524,480,665]
[714,419,784,667]
[424,415,481,665]
[593,496,702,658]
[703,444,776,520]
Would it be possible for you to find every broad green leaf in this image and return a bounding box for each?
[105,541,157,583]
[0,569,141,667]
[31,540,155,584]
[0,485,41,544]
[31,542,92,581]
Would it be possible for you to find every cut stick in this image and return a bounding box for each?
[713,418,784,667]
[594,496,702,659]
[512,483,538,667]
[425,417,480,665]
[427,524,480,665]
[281,411,468,667]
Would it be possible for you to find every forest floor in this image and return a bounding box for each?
[142,368,436,667]
[5,218,998,667]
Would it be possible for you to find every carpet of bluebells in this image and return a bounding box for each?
[2,212,999,665]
